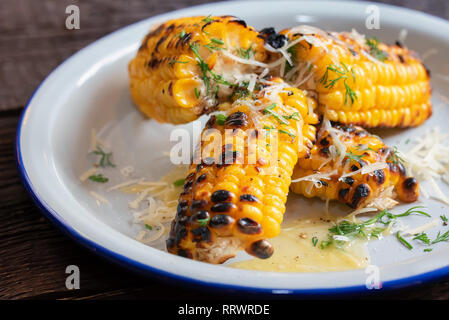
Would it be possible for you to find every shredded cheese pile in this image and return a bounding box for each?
[400,127,449,205]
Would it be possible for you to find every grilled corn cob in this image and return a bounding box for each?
[166,79,318,263]
[291,120,419,209]
[129,16,269,124]
[276,27,432,128]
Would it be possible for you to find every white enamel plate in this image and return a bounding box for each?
[17,1,449,295]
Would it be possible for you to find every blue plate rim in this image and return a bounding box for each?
[15,0,449,296]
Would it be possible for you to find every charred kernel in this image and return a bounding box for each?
[343,177,354,185]
[319,180,328,187]
[339,188,350,200]
[211,190,232,203]
[189,210,210,224]
[224,143,234,151]
[175,227,188,245]
[319,147,330,157]
[196,164,204,172]
[373,169,385,185]
[183,179,193,190]
[351,164,359,171]
[218,150,239,167]
[196,174,207,184]
[259,27,276,36]
[191,226,211,242]
[225,111,248,127]
[177,249,191,258]
[351,184,371,208]
[211,202,237,213]
[320,138,330,146]
[166,237,175,249]
[397,162,406,175]
[154,35,167,53]
[403,177,418,190]
[240,194,259,202]
[205,116,216,129]
[230,19,247,27]
[237,218,262,235]
[186,172,195,180]
[209,214,234,228]
[247,239,274,259]
[191,199,207,209]
[176,203,188,216]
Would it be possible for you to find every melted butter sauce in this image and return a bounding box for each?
[229,218,370,272]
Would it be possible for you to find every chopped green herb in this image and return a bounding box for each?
[320,206,429,250]
[211,38,224,45]
[173,178,185,187]
[431,230,449,245]
[405,138,411,145]
[284,45,297,74]
[92,146,115,168]
[366,37,388,62]
[194,87,201,99]
[388,146,404,165]
[397,231,413,250]
[424,248,433,252]
[279,129,296,139]
[319,63,357,105]
[284,112,301,121]
[345,150,364,163]
[441,215,448,224]
[177,30,186,39]
[413,232,431,245]
[197,217,210,227]
[312,236,318,247]
[216,113,227,125]
[236,45,254,59]
[263,104,289,125]
[88,173,109,183]
[145,224,153,230]
[202,15,214,23]
[204,43,224,52]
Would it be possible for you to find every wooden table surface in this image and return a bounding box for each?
[2,0,449,300]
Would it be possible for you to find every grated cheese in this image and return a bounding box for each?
[404,219,439,236]
[400,127,449,205]
[89,191,109,205]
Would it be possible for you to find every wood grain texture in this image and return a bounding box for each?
[1,0,449,300]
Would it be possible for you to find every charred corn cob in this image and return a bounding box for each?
[291,121,419,209]
[166,79,318,263]
[275,27,432,128]
[129,16,269,124]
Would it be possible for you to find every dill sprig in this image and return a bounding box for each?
[317,206,430,249]
[397,231,413,250]
[216,114,227,125]
[319,62,357,105]
[88,173,109,183]
[263,103,289,125]
[236,45,255,59]
[92,146,115,168]
[173,178,185,187]
[366,37,388,62]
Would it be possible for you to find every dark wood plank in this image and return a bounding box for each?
[2,0,449,300]
[0,0,216,110]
